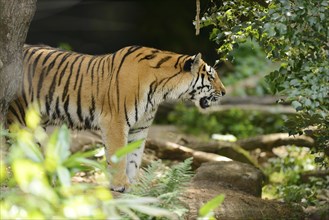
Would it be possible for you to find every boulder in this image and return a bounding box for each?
[193,161,264,197]
[181,161,304,220]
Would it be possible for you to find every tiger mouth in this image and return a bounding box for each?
[200,97,210,109]
[199,96,220,109]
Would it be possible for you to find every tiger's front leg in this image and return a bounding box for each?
[126,111,155,183]
[126,135,148,183]
[100,119,130,192]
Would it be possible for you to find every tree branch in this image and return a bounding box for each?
[145,139,231,168]
[179,133,315,153]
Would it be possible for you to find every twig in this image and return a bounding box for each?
[195,0,200,35]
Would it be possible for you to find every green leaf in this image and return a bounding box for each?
[276,23,287,34]
[12,159,58,204]
[73,157,107,173]
[57,125,71,161]
[56,166,71,187]
[291,100,302,109]
[0,160,6,183]
[25,106,41,130]
[45,126,71,172]
[17,130,44,163]
[129,204,174,218]
[116,206,140,220]
[111,140,144,163]
[198,194,225,217]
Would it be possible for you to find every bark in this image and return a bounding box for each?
[0,0,36,124]
[300,170,329,183]
[145,139,232,169]
[237,133,315,151]
[177,133,315,153]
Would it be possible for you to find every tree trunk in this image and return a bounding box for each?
[0,0,36,146]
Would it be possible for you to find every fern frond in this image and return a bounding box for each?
[128,158,194,219]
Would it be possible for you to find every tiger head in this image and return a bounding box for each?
[183,53,226,111]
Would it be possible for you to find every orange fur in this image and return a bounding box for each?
[8,45,226,191]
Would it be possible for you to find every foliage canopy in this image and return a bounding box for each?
[200,0,329,158]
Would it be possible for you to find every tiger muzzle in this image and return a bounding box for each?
[200,97,210,109]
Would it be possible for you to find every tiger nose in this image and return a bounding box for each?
[221,90,226,96]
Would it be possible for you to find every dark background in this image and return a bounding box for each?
[26,0,218,63]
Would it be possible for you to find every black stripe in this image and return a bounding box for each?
[55,97,60,118]
[89,96,95,124]
[153,56,171,68]
[177,85,190,99]
[174,55,185,68]
[129,160,138,169]
[159,71,182,88]
[14,100,26,124]
[96,56,105,79]
[136,52,143,58]
[47,69,58,113]
[90,57,99,85]
[106,55,112,75]
[62,55,82,102]
[134,97,138,122]
[124,98,131,127]
[76,75,84,122]
[36,67,46,100]
[58,62,69,86]
[86,56,97,74]
[21,90,29,107]
[85,117,91,129]
[201,73,205,86]
[192,73,200,89]
[138,53,157,62]
[73,57,85,90]
[42,50,58,66]
[57,52,71,68]
[45,95,51,115]
[101,57,106,78]
[46,52,63,75]
[56,52,72,86]
[63,95,73,127]
[146,81,156,111]
[151,49,160,53]
[9,106,24,124]
[31,51,44,77]
[163,91,170,100]
[23,47,32,58]
[116,46,143,112]
[25,48,38,63]
[96,58,102,95]
[27,63,34,95]
[110,52,116,73]
[129,126,149,134]
[96,56,102,75]
[47,53,66,111]
[21,67,29,107]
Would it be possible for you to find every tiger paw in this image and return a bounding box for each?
[110,175,131,193]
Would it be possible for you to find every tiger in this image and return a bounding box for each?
[7,44,226,192]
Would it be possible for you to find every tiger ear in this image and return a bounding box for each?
[183,53,202,74]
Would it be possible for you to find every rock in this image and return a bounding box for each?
[182,186,304,220]
[305,205,329,220]
[193,161,264,197]
[181,161,305,220]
